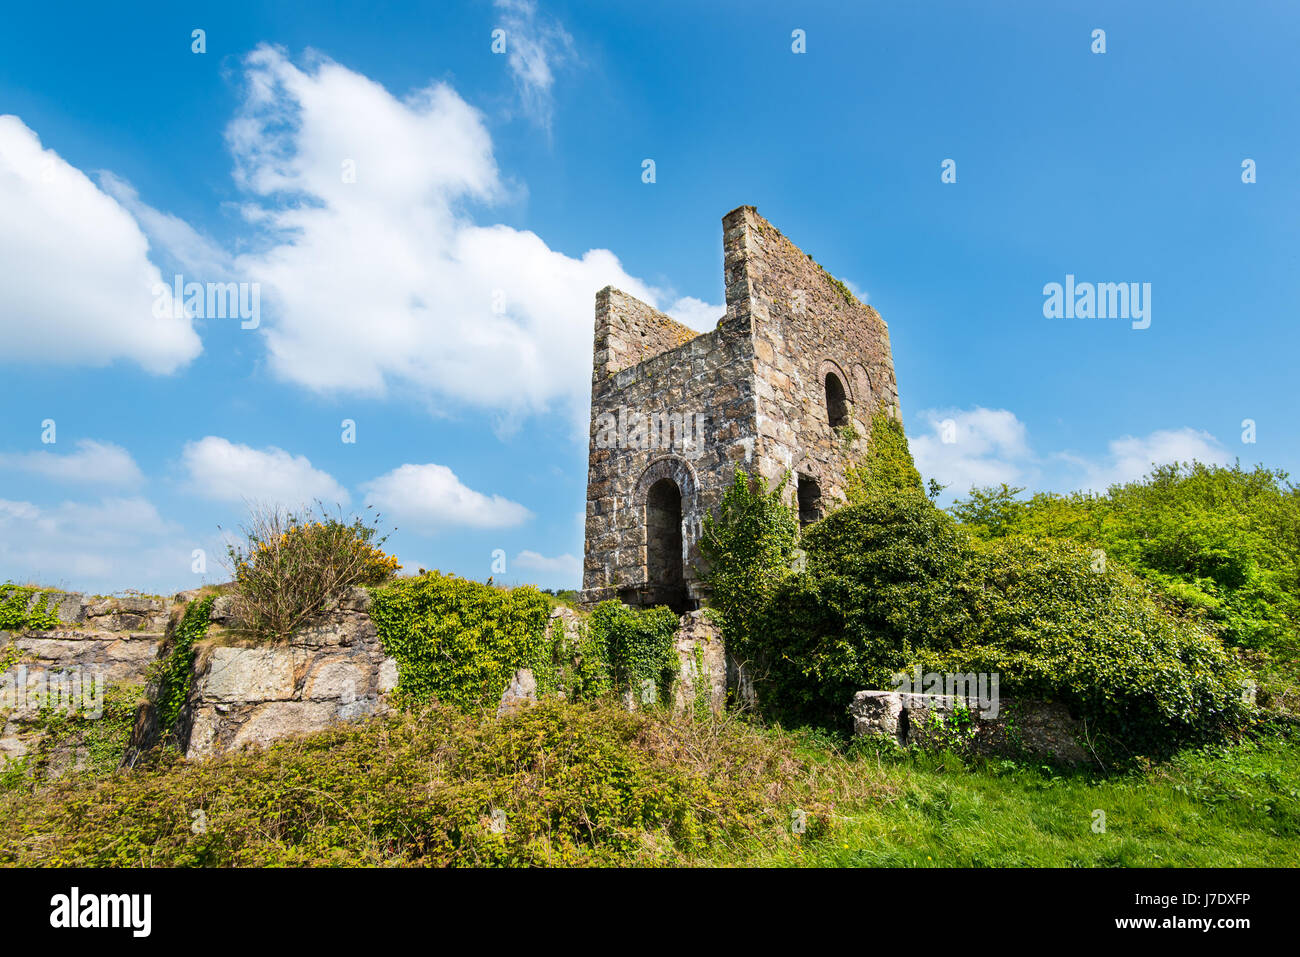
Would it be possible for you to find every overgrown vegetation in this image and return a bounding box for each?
[0,701,806,866]
[697,470,799,687]
[951,466,1300,712]
[2,702,1294,867]
[0,683,142,794]
[701,409,1251,759]
[370,573,681,711]
[149,595,216,746]
[586,601,679,704]
[225,504,399,642]
[0,584,62,631]
[370,572,553,711]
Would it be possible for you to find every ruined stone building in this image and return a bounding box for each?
[580,206,901,613]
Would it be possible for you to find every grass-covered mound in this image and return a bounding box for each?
[0,701,810,867]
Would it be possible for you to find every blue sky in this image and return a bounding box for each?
[1,0,1297,595]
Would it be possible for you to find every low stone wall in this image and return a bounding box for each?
[849,690,1092,764]
[1,594,176,768]
[3,588,734,767]
[186,588,398,760]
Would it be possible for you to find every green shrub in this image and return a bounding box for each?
[757,497,1248,754]
[697,470,798,667]
[950,463,1300,711]
[370,572,552,712]
[586,601,679,704]
[754,485,973,725]
[226,504,399,642]
[703,417,1249,756]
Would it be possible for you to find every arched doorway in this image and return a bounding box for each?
[645,477,686,612]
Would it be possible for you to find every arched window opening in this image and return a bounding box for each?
[825,373,850,429]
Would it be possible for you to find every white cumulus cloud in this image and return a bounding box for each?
[217,46,718,422]
[180,436,349,507]
[361,463,532,531]
[911,407,1033,496]
[0,115,202,374]
[1058,427,1230,492]
[911,408,1233,501]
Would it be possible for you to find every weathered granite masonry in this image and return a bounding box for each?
[849,690,1093,764]
[3,588,729,767]
[186,588,398,760]
[1,594,172,768]
[581,206,900,611]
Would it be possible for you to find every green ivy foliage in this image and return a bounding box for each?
[0,584,62,631]
[152,595,215,743]
[371,573,681,711]
[370,573,553,712]
[587,601,679,704]
[844,410,925,501]
[697,471,798,665]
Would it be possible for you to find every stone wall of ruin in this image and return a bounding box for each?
[723,205,901,512]
[582,289,758,608]
[581,205,902,607]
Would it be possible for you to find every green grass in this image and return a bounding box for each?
[2,701,1295,867]
[716,727,1300,867]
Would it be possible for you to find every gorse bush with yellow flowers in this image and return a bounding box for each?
[226,504,399,642]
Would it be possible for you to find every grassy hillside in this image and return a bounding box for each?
[3,702,1295,867]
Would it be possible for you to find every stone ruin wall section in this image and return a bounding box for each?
[723,206,901,513]
[582,287,759,606]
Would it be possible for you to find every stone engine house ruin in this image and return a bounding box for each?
[580,205,902,613]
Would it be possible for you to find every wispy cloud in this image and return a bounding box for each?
[0,439,143,488]
[911,408,1231,500]
[513,549,580,579]
[493,0,575,132]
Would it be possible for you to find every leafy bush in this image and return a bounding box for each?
[701,418,1249,756]
[697,470,798,668]
[759,499,1248,754]
[586,601,679,704]
[371,571,683,711]
[951,464,1300,710]
[226,504,398,642]
[370,572,552,712]
[755,484,973,725]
